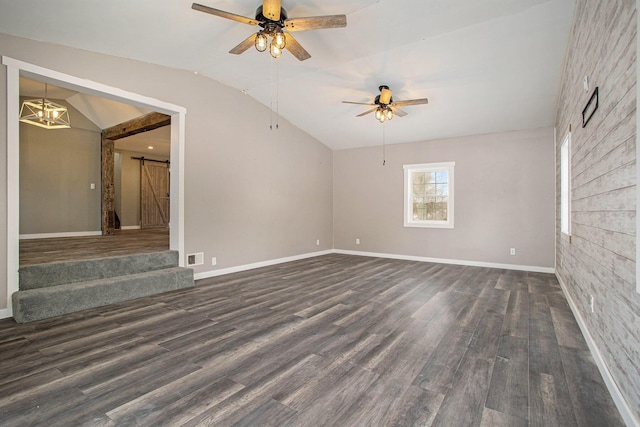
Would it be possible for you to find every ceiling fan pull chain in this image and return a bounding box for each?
[382,122,386,166]
[269,56,274,130]
[275,59,279,130]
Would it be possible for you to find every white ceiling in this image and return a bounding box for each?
[1,0,575,150]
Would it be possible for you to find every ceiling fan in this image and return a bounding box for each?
[342,85,429,123]
[192,1,347,61]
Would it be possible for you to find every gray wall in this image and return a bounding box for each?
[19,99,102,235]
[334,127,556,268]
[555,0,638,421]
[0,32,334,310]
[115,149,170,228]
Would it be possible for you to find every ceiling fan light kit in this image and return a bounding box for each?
[192,1,346,61]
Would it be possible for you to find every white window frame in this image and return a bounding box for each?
[560,132,571,236]
[404,162,455,229]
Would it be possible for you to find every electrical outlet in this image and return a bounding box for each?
[510,248,516,256]
[356,238,360,245]
[316,239,320,246]
[212,257,217,266]
[590,295,594,313]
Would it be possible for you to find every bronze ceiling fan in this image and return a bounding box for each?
[343,85,429,123]
[192,1,347,61]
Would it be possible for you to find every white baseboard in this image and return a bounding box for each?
[120,225,141,230]
[194,249,554,281]
[194,250,333,280]
[556,273,639,427]
[334,249,555,273]
[20,231,102,240]
[0,307,11,320]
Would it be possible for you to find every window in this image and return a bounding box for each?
[404,162,455,228]
[560,132,571,236]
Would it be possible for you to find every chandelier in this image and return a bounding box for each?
[19,83,71,129]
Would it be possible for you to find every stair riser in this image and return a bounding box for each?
[19,251,180,290]
[13,267,194,323]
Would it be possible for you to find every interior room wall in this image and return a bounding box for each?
[333,127,555,269]
[555,0,638,423]
[115,149,170,228]
[0,32,334,312]
[19,98,102,235]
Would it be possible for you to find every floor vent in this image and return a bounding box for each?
[187,252,204,266]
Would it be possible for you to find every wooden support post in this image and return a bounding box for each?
[101,135,115,236]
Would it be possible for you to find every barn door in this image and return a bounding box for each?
[140,161,170,228]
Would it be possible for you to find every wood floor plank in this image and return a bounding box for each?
[106,375,245,426]
[331,378,444,427]
[502,289,530,338]
[529,293,579,426]
[19,228,169,266]
[0,254,624,426]
[430,355,494,426]
[485,335,529,422]
[279,363,378,426]
[550,307,590,350]
[413,327,473,393]
[481,407,528,427]
[559,346,625,426]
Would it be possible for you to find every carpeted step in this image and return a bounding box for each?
[12,266,194,323]
[19,251,180,290]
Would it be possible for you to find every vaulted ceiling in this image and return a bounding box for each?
[1,0,575,150]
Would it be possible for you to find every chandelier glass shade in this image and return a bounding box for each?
[375,106,393,123]
[254,28,287,58]
[19,84,70,129]
[255,32,268,52]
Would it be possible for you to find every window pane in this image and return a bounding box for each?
[435,183,448,196]
[434,171,448,184]
[404,162,454,228]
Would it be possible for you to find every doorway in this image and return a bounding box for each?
[2,56,186,319]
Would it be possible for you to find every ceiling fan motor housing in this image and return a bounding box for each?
[255,5,287,26]
[375,95,393,106]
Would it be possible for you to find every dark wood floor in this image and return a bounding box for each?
[0,254,623,426]
[19,228,169,266]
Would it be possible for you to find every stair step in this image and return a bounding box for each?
[12,267,194,323]
[19,251,180,290]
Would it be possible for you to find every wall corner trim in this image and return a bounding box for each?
[556,273,640,427]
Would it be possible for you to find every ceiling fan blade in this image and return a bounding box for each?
[391,106,408,117]
[284,15,347,32]
[192,3,259,26]
[342,101,376,106]
[393,98,429,107]
[379,88,392,105]
[263,0,281,21]
[284,33,311,61]
[229,33,257,55]
[356,107,378,117]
